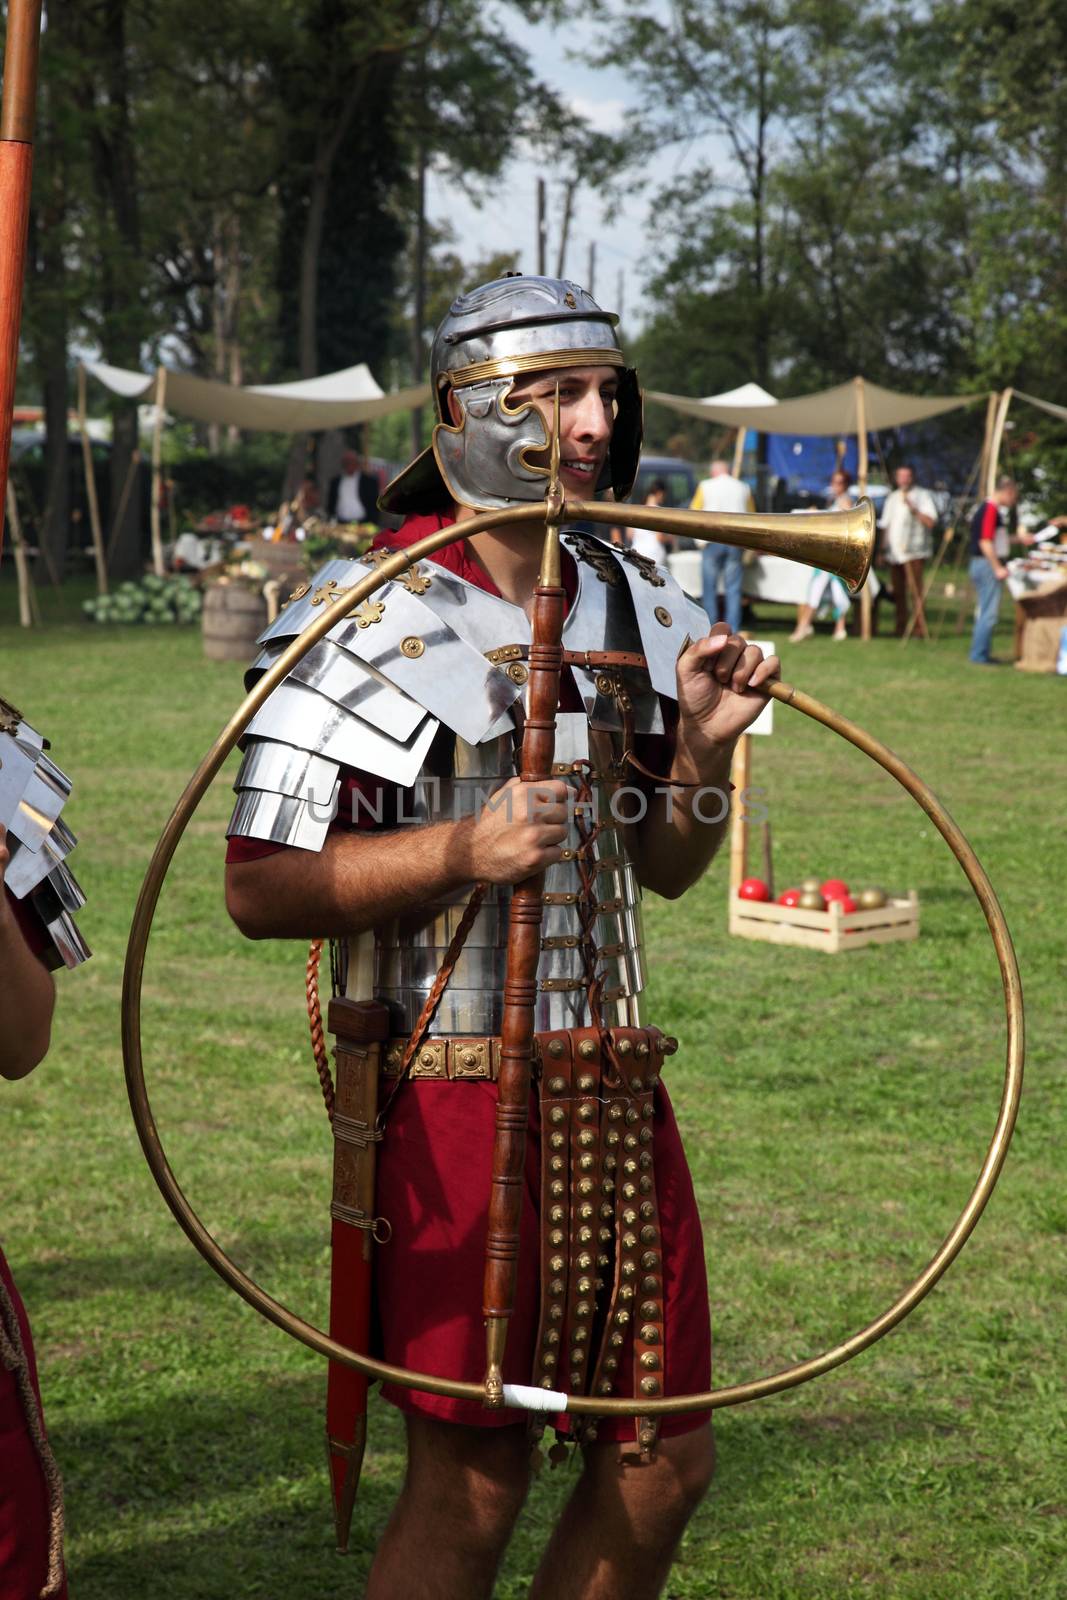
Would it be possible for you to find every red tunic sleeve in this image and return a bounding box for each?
[979,501,999,543]
[4,886,53,965]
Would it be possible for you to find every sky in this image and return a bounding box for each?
[424,9,725,334]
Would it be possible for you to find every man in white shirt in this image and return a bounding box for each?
[877,464,937,638]
[690,459,754,632]
[327,449,381,527]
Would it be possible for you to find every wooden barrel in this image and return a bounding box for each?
[256,538,306,590]
[201,581,268,662]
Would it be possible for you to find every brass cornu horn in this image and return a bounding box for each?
[122,495,1021,1423]
[574,496,875,593]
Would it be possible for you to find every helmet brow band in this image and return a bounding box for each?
[446,348,625,388]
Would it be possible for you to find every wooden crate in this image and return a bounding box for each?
[728,890,920,954]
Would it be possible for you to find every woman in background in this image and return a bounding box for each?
[789,468,854,642]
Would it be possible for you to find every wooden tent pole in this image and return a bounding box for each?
[854,377,872,641]
[0,0,43,563]
[728,734,752,896]
[6,478,37,626]
[984,388,1013,500]
[149,365,167,576]
[78,363,108,594]
[731,426,745,478]
[977,391,998,504]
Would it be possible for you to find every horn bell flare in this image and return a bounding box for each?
[569,497,875,594]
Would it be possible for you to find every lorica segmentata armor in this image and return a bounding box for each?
[227,532,710,1034]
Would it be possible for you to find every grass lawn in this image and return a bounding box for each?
[1,576,1064,1598]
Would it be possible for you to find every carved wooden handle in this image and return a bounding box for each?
[482,578,566,1402]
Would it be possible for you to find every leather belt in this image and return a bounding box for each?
[381,1034,501,1081]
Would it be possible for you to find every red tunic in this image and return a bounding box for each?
[1,891,67,1598]
[0,1248,67,1600]
[227,516,713,1435]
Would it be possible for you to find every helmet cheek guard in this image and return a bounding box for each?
[604,366,643,503]
[432,379,553,515]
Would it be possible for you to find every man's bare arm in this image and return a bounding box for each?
[0,825,55,1080]
[631,629,778,901]
[226,777,571,940]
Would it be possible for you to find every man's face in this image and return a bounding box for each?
[341,450,359,475]
[1001,484,1019,507]
[507,364,618,495]
[896,467,914,491]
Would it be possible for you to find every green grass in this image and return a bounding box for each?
[1,588,1064,1598]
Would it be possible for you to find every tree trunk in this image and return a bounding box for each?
[286,69,369,496]
[85,0,145,581]
[410,139,427,459]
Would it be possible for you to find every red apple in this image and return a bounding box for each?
[821,878,851,901]
[738,877,771,902]
[778,887,802,907]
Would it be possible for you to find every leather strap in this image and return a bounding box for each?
[486,643,649,671]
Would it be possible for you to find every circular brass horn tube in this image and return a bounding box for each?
[569,495,875,594]
[122,505,1022,1416]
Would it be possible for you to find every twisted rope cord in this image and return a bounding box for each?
[306,938,335,1123]
[0,1276,65,1598]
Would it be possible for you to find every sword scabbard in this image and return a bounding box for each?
[325,996,390,1553]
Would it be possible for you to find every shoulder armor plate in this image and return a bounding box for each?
[0,701,89,968]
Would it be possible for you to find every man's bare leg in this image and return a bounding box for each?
[529,1424,716,1600]
[365,1416,530,1600]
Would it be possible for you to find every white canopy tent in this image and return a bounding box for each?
[79,359,432,583]
[648,375,983,437]
[82,359,430,431]
[691,384,779,474]
[1013,389,1067,426]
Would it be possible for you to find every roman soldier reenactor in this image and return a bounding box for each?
[225,274,779,1598]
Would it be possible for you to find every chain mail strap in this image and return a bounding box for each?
[376,880,490,1130]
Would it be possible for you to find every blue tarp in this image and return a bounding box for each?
[765,433,860,492]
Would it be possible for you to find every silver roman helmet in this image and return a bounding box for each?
[380,273,642,515]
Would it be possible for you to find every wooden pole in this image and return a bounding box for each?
[482,525,565,1404]
[854,377,872,640]
[985,387,1013,500]
[536,178,546,276]
[978,391,998,504]
[150,365,167,576]
[0,0,43,562]
[731,426,746,478]
[728,733,752,897]
[6,478,37,626]
[78,363,108,594]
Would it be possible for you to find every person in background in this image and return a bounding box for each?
[690,459,754,632]
[789,467,854,643]
[877,464,937,638]
[968,475,1033,665]
[327,448,381,527]
[627,477,671,565]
